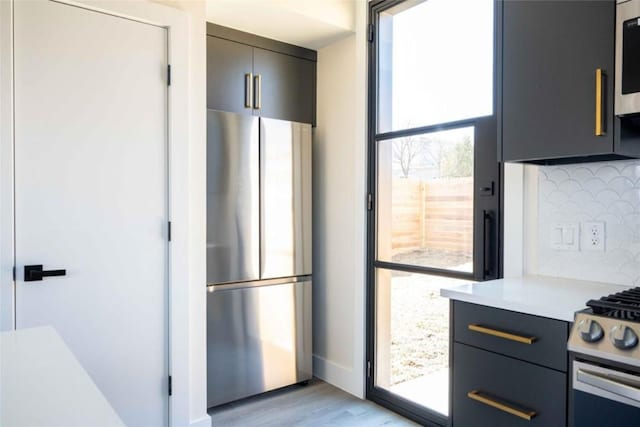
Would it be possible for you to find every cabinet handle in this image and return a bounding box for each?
[468,324,536,344]
[467,390,537,421]
[244,73,253,109]
[595,68,605,136]
[253,74,261,109]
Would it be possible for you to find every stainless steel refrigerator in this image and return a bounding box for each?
[206,109,312,408]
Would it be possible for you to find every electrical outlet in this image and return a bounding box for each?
[582,221,605,251]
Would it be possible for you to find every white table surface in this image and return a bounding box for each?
[0,326,124,427]
[440,275,631,322]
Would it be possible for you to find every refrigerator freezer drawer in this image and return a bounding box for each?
[206,110,260,284]
[260,118,312,279]
[206,278,312,408]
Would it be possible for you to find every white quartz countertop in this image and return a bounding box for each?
[440,275,631,322]
[0,326,124,427]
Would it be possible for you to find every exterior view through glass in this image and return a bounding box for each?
[376,127,475,273]
[369,0,496,424]
[377,0,494,132]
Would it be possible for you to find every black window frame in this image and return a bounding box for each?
[365,1,504,425]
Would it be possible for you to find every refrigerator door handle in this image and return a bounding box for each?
[207,275,312,292]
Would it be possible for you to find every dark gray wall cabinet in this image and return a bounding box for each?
[253,48,316,126]
[206,37,254,116]
[501,0,638,163]
[206,23,317,126]
[451,301,569,427]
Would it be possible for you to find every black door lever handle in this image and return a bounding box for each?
[24,265,66,282]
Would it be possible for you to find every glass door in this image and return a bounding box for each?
[366,1,500,425]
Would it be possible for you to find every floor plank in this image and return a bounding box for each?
[208,379,420,426]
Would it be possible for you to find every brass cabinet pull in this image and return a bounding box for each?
[253,74,262,109]
[595,68,605,136]
[244,73,253,108]
[467,390,537,421]
[468,324,536,344]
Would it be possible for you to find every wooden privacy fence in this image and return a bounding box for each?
[390,177,473,254]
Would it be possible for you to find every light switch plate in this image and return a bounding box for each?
[551,222,580,251]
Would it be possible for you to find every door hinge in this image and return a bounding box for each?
[367,361,372,378]
[168,375,172,396]
[167,64,171,86]
[168,221,172,242]
[367,193,373,211]
[12,266,16,281]
[368,24,375,43]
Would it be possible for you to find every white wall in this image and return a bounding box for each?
[312,1,368,398]
[503,163,525,277]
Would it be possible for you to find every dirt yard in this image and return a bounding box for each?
[386,250,472,386]
[392,248,471,271]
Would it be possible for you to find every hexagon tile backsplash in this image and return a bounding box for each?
[537,159,640,286]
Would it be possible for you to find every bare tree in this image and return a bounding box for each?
[393,134,423,178]
[421,137,444,173]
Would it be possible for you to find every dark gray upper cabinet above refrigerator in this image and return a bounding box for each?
[206,37,254,116]
[501,0,639,164]
[253,49,316,126]
[206,23,317,126]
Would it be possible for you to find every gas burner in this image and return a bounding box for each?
[586,286,640,322]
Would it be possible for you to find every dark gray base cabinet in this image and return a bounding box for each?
[451,301,569,427]
[453,343,566,427]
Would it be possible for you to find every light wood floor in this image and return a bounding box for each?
[208,379,419,426]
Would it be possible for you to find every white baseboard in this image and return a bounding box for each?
[313,354,364,399]
[190,414,211,427]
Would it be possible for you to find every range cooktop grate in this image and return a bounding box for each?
[587,287,640,321]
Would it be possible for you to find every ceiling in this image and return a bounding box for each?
[206,0,356,50]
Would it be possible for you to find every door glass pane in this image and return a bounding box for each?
[376,127,474,273]
[377,0,494,132]
[375,269,472,415]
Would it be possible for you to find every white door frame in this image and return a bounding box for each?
[0,1,206,426]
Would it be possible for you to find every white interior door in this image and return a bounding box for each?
[14,1,168,426]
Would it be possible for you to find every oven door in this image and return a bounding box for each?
[572,360,640,426]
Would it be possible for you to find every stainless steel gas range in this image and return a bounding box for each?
[568,287,640,426]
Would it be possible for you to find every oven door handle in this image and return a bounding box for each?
[577,369,640,403]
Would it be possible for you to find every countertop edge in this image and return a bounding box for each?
[441,287,576,322]
[440,276,631,323]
